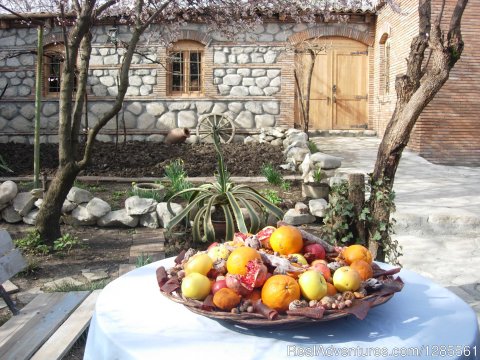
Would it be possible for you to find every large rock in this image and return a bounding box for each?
[97,209,139,228]
[64,205,97,226]
[223,74,242,86]
[1,206,22,223]
[230,86,249,97]
[235,111,254,128]
[0,181,18,204]
[146,103,166,116]
[309,199,328,217]
[62,199,77,213]
[23,209,39,225]
[310,152,342,170]
[139,211,160,229]
[285,147,310,164]
[67,187,94,204]
[255,114,275,128]
[86,197,111,218]
[156,202,183,228]
[125,196,158,216]
[177,111,197,128]
[285,132,308,147]
[283,208,316,226]
[13,192,36,216]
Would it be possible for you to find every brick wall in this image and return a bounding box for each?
[374,0,480,166]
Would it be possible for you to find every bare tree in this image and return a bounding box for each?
[367,0,469,261]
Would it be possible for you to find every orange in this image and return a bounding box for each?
[326,282,337,296]
[226,247,261,275]
[342,244,373,265]
[269,226,303,255]
[261,274,300,312]
[350,259,373,281]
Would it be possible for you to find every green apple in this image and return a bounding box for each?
[298,270,328,301]
[181,273,211,300]
[332,266,362,292]
[207,244,230,262]
[184,253,213,276]
[290,253,308,266]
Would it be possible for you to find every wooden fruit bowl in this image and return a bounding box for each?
[158,263,404,329]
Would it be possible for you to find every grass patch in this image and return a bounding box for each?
[46,279,110,293]
[135,253,152,268]
[308,140,319,154]
[261,163,283,186]
[0,313,12,327]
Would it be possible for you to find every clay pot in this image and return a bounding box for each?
[165,128,191,145]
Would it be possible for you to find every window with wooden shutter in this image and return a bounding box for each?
[168,40,204,96]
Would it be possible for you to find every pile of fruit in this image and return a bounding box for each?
[157,225,402,322]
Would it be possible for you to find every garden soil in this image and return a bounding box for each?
[0,141,286,177]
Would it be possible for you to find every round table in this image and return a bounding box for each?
[84,258,480,360]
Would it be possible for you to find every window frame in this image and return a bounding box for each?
[379,34,391,99]
[43,43,77,97]
[167,40,204,97]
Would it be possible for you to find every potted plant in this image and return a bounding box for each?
[166,131,283,243]
[302,168,330,199]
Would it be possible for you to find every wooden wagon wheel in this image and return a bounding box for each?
[196,113,236,143]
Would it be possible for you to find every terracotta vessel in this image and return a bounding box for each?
[165,128,191,144]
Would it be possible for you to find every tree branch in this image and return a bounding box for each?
[71,31,92,155]
[447,0,468,68]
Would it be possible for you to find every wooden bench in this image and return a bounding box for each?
[0,229,100,360]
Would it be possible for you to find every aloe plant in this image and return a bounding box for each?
[166,130,283,243]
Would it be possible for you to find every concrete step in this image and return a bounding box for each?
[393,208,480,236]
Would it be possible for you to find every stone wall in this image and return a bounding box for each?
[0,99,281,144]
[0,20,374,144]
[214,68,281,96]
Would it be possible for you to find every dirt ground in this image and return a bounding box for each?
[0,141,287,178]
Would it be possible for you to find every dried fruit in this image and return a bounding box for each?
[213,288,242,311]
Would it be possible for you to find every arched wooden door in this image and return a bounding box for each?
[295,37,369,130]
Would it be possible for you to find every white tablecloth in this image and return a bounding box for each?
[84,258,480,360]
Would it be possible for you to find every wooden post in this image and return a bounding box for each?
[33,25,44,188]
[348,173,366,245]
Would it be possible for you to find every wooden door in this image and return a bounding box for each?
[333,45,368,129]
[295,37,368,130]
[308,51,331,129]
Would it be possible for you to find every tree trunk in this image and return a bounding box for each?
[36,162,80,244]
[348,173,366,245]
[365,0,468,262]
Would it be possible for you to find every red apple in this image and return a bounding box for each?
[304,243,326,260]
[211,279,227,294]
[310,260,332,282]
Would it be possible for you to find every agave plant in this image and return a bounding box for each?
[166,130,283,243]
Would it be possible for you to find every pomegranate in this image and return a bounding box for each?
[225,273,252,296]
[243,259,268,288]
[256,226,275,249]
[225,259,268,294]
[304,243,326,260]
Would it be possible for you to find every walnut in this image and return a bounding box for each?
[288,299,308,310]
